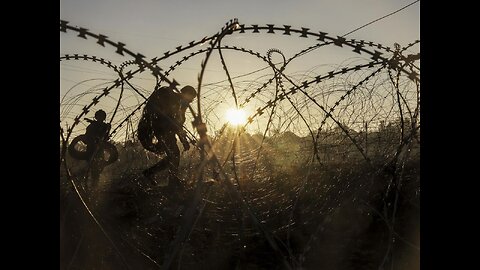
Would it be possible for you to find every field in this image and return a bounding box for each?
[60,127,419,270]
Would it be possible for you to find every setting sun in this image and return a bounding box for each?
[225,108,247,126]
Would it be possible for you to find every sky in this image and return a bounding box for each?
[60,0,420,138]
[60,0,419,46]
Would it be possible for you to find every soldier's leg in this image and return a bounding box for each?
[143,157,169,177]
[83,144,98,190]
[89,147,106,190]
[165,135,180,174]
[89,162,102,190]
[142,132,169,178]
[164,134,181,187]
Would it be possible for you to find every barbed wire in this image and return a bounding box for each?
[60,18,419,270]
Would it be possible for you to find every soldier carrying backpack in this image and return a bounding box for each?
[137,85,197,189]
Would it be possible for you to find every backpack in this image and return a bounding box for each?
[138,87,178,152]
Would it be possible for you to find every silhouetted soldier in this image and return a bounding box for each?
[85,109,112,181]
[138,85,197,189]
[68,109,119,189]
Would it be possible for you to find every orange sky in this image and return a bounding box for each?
[60,0,420,139]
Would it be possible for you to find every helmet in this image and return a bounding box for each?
[180,85,197,103]
[94,109,107,122]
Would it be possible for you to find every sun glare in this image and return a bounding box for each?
[225,108,247,126]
